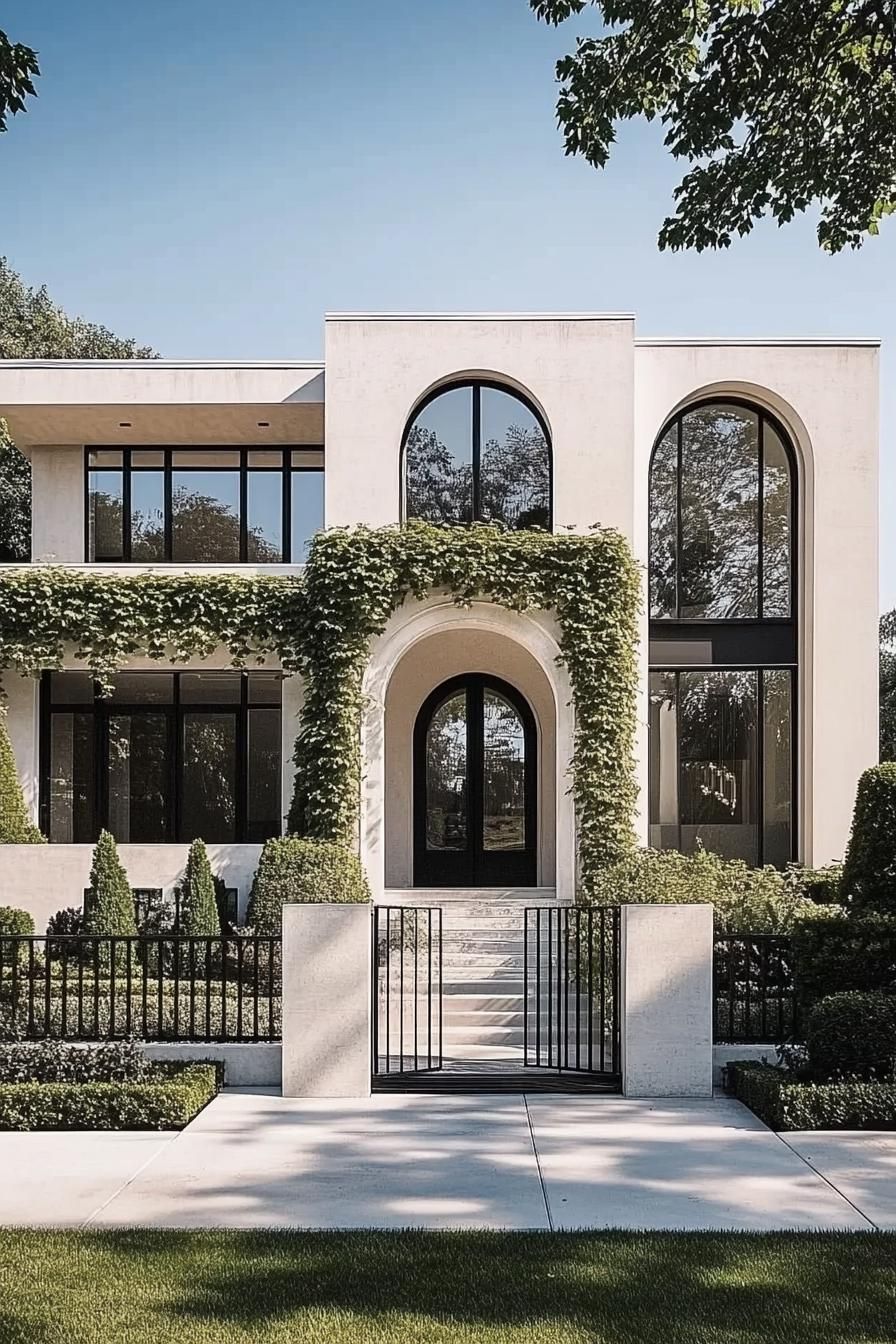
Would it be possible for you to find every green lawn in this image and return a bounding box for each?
[1,1230,895,1343]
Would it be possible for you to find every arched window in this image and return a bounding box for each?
[403,380,551,530]
[648,400,797,867]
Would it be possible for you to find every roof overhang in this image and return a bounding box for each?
[0,361,325,448]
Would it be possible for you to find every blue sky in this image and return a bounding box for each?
[2,0,893,605]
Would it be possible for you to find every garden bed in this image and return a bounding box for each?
[0,1039,221,1130]
[0,1061,219,1130]
[728,1060,896,1131]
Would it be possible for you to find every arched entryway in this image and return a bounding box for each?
[413,674,537,887]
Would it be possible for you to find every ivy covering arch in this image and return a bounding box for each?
[0,521,640,893]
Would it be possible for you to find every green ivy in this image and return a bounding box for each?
[290,522,641,887]
[0,522,641,888]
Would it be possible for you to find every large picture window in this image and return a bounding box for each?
[403,381,551,530]
[86,448,323,563]
[648,399,797,865]
[42,671,282,844]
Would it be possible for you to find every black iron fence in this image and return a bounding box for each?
[524,905,621,1079]
[713,934,799,1043]
[372,907,442,1077]
[0,934,281,1042]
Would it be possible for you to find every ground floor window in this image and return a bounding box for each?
[42,670,282,845]
[648,667,794,867]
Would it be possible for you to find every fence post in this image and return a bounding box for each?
[281,902,372,1097]
[620,903,713,1098]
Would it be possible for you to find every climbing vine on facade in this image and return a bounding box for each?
[0,522,640,890]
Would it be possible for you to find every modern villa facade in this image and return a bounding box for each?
[0,313,880,931]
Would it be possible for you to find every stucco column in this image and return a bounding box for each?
[281,903,372,1097]
[620,903,713,1097]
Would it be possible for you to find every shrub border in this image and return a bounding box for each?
[0,522,641,888]
[0,1062,220,1131]
[728,1060,896,1131]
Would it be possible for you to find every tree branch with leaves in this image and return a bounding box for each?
[0,27,38,133]
[530,0,896,251]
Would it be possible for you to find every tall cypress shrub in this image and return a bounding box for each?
[0,709,44,843]
[840,764,896,916]
[84,830,136,936]
[178,839,221,937]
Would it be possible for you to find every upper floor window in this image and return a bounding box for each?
[86,447,324,564]
[403,381,551,530]
[649,401,794,620]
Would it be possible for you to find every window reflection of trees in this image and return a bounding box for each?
[89,487,282,564]
[425,694,467,851]
[482,692,526,851]
[650,403,792,620]
[405,383,551,530]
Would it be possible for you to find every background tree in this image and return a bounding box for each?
[0,28,38,133]
[880,610,896,760]
[0,258,155,560]
[530,0,896,252]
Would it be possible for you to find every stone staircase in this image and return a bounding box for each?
[382,888,568,1074]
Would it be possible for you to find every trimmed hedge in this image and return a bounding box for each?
[840,763,896,915]
[588,847,824,933]
[246,836,370,935]
[806,992,896,1082]
[0,1062,219,1131]
[728,1060,896,1131]
[791,912,896,1007]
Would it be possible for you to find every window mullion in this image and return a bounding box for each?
[472,384,481,521]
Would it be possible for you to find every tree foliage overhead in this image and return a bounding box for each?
[530,0,896,252]
[0,28,38,134]
[0,257,156,561]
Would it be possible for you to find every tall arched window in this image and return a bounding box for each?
[648,400,797,867]
[403,380,551,529]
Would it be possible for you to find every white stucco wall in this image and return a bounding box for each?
[634,340,880,864]
[324,314,636,537]
[31,447,84,562]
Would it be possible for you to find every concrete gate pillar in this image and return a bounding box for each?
[620,903,714,1097]
[281,903,372,1097]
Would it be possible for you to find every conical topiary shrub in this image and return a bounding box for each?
[0,708,44,843]
[177,838,221,937]
[84,830,137,936]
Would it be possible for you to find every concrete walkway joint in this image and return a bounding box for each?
[2,1089,894,1231]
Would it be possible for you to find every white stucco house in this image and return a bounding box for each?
[0,313,880,933]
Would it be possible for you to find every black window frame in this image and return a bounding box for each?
[40,670,283,844]
[400,379,553,529]
[84,446,324,564]
[647,664,797,869]
[648,397,799,864]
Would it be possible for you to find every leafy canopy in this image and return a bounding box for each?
[530,0,896,252]
[0,29,37,134]
[0,257,156,561]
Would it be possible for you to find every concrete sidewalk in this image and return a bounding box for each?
[0,1088,892,1231]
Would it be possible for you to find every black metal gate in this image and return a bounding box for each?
[524,905,621,1085]
[372,906,443,1080]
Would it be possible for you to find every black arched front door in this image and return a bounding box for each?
[413,675,537,887]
